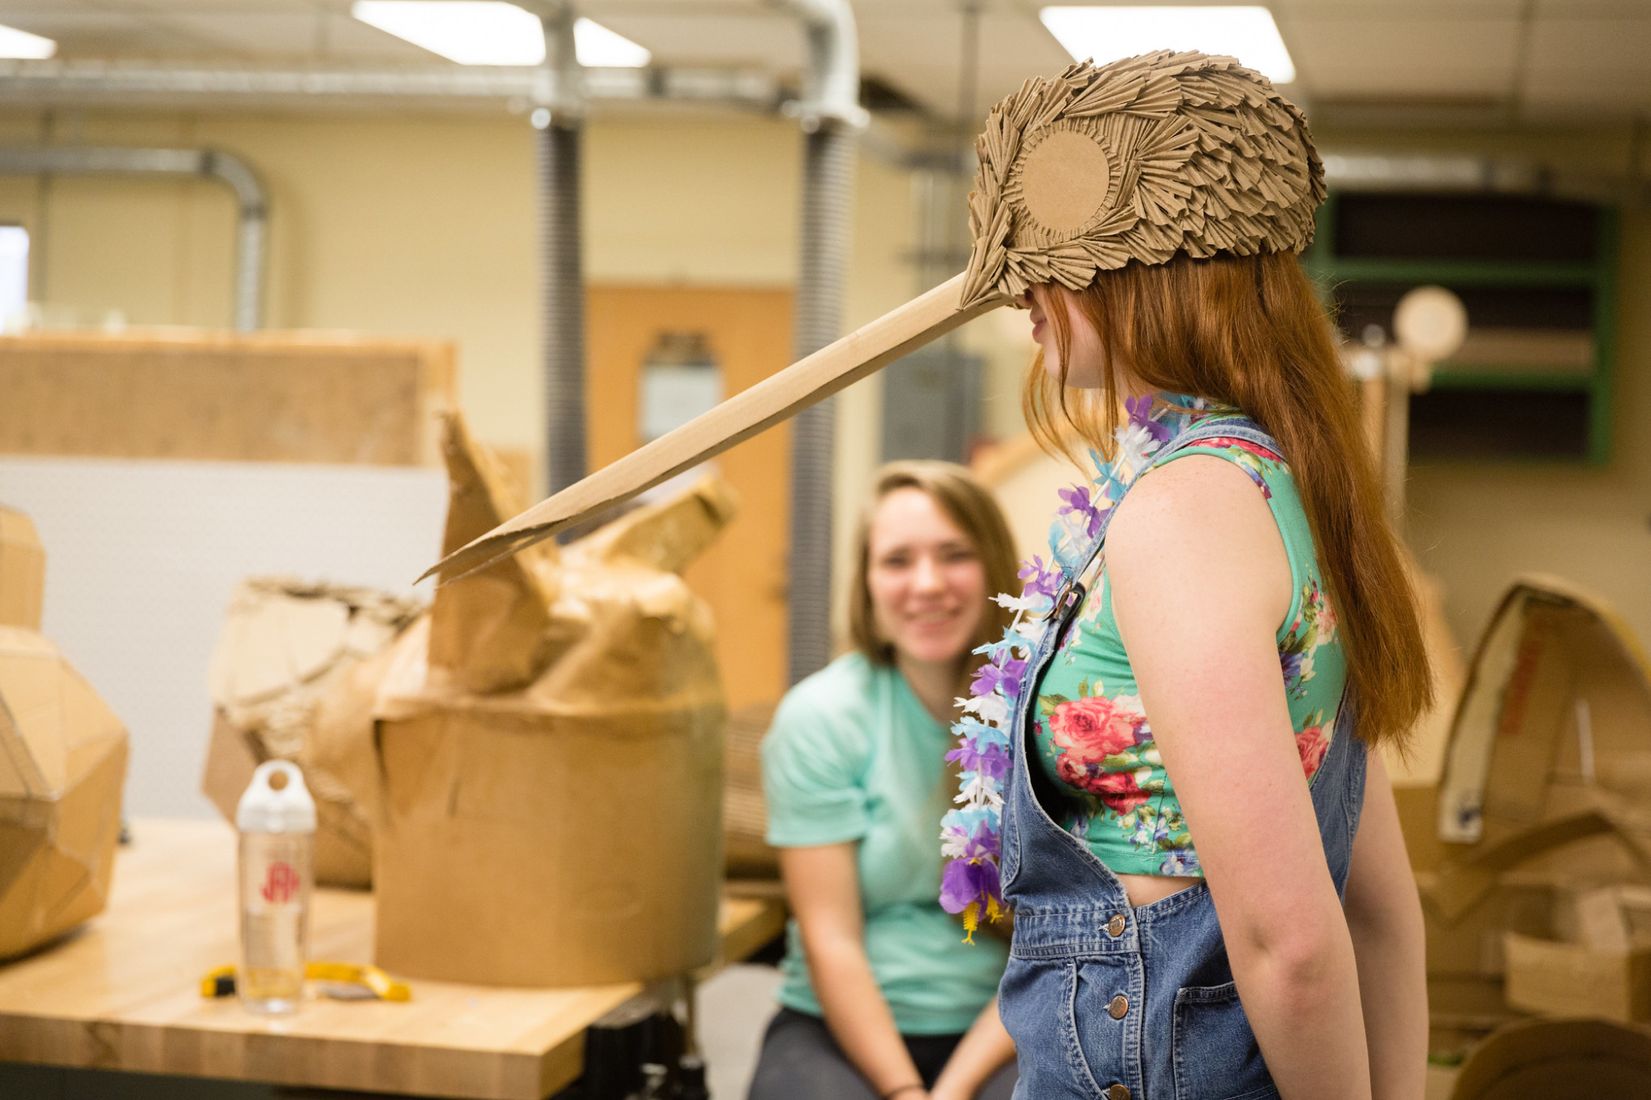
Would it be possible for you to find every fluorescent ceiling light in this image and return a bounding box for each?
[0,23,57,60]
[573,18,651,68]
[351,2,650,67]
[1040,6,1294,84]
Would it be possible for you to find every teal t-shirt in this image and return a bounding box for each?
[761,653,1008,1035]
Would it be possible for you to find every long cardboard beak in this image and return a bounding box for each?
[420,273,1008,585]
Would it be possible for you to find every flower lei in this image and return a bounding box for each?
[938,392,1219,940]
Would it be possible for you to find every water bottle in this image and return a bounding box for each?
[236,760,316,1014]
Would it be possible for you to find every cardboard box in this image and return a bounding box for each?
[0,506,44,631]
[0,626,127,959]
[201,578,420,888]
[1421,872,1555,979]
[368,414,735,987]
[1503,931,1651,1023]
[1502,885,1651,1023]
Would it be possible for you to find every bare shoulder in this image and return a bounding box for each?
[1106,455,1289,617]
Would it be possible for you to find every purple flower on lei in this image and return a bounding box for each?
[1124,394,1174,446]
[946,739,1010,781]
[969,655,1027,700]
[1056,484,1105,540]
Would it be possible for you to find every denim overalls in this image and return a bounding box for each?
[998,419,1368,1100]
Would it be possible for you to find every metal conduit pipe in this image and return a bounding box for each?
[0,145,267,330]
[0,61,783,112]
[772,0,867,685]
[531,2,588,501]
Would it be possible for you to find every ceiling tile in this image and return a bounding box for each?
[1283,15,1521,98]
[1533,0,1651,15]
[151,10,437,60]
[1526,16,1651,73]
[1272,0,1523,13]
[0,12,208,56]
[597,12,804,69]
[858,9,1069,117]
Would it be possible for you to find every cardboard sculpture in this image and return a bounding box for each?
[1422,576,1651,1029]
[1449,1018,1651,1099]
[423,52,1323,583]
[0,626,128,959]
[0,506,44,630]
[359,412,736,986]
[201,579,421,888]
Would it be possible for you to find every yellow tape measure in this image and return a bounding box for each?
[200,962,411,1002]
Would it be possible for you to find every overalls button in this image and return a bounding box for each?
[1106,1085,1131,1100]
[1105,913,1126,937]
[1107,994,1130,1019]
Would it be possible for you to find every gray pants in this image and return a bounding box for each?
[747,1007,1018,1100]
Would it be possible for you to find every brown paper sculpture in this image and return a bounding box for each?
[363,412,736,986]
[0,505,45,631]
[0,626,128,959]
[201,578,421,888]
[423,50,1322,583]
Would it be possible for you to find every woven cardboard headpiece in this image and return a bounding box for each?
[960,51,1325,308]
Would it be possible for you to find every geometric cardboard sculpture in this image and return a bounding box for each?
[422,51,1323,583]
[1422,575,1651,1031]
[201,578,421,888]
[0,505,45,631]
[1435,575,1651,880]
[368,413,736,986]
[0,625,128,959]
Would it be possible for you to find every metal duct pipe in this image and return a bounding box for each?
[532,3,589,500]
[0,145,267,330]
[773,0,866,684]
[0,60,783,113]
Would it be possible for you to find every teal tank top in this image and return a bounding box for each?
[1029,425,1348,876]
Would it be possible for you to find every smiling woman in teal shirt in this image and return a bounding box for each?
[749,461,1021,1100]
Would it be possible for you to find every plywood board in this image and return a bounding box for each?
[0,331,455,466]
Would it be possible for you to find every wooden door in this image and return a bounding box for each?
[586,285,793,712]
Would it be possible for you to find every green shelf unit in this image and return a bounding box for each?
[1428,370,1594,393]
[1325,259,1599,289]
[1306,190,1621,465]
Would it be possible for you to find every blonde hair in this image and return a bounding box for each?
[847,461,1018,673]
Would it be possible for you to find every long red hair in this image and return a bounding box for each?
[1025,251,1431,750]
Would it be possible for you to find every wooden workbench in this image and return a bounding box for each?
[0,819,785,1099]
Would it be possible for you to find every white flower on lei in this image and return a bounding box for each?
[955,773,1004,809]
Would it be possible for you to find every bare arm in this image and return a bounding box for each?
[780,844,927,1099]
[1108,457,1372,1100]
[1344,753,1428,1098]
[930,997,1015,1100]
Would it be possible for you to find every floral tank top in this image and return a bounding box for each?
[1028,407,1347,877]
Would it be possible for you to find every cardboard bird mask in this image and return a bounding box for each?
[423,50,1323,584]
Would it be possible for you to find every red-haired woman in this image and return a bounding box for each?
[941,53,1431,1100]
